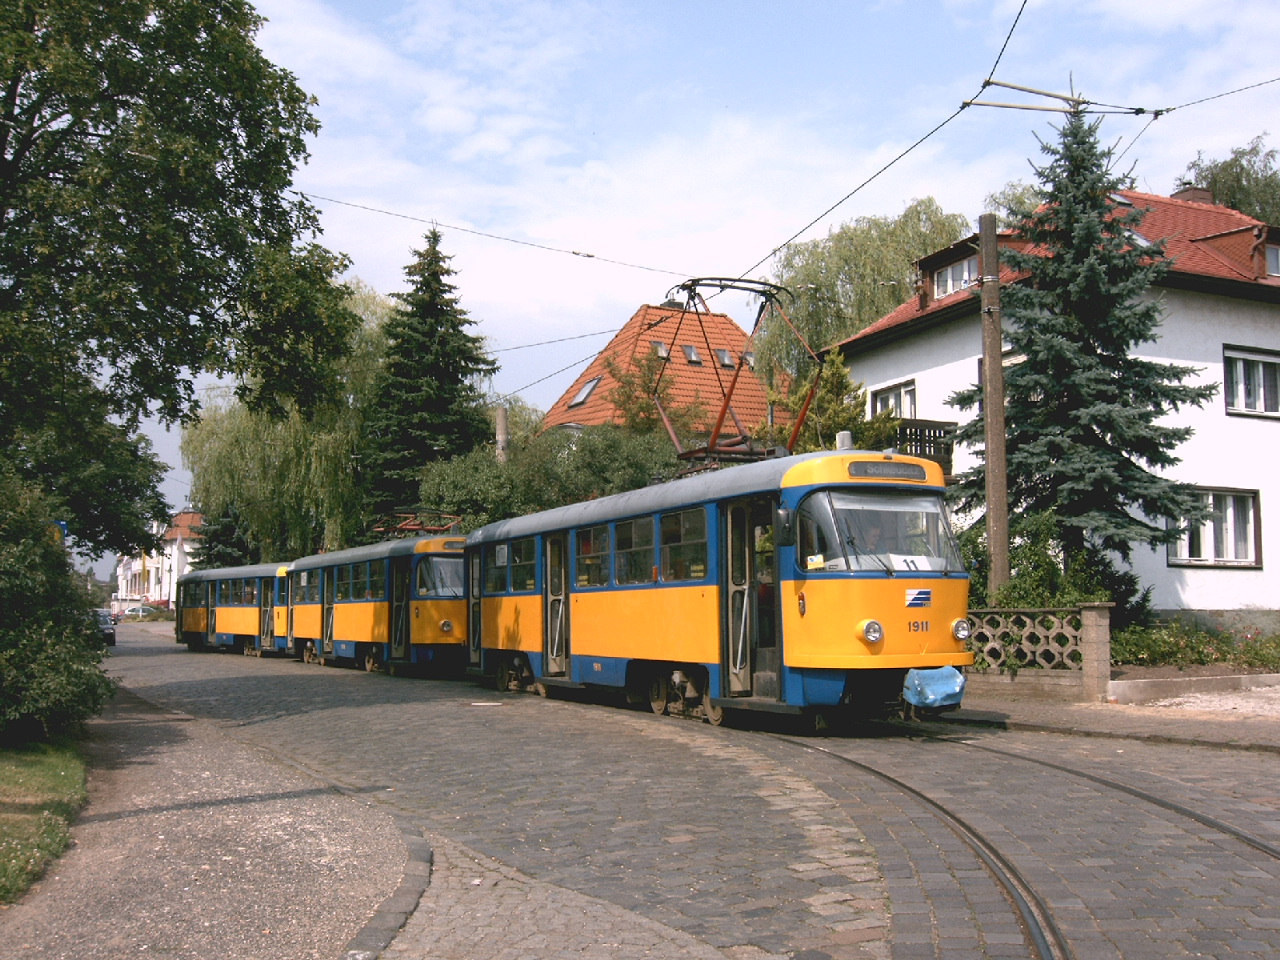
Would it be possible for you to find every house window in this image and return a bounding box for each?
[1267,245,1279,276]
[569,376,601,407]
[872,381,916,419]
[681,345,702,364]
[651,340,670,359]
[933,255,978,299]
[1169,489,1260,567]
[715,348,735,368]
[1224,348,1280,416]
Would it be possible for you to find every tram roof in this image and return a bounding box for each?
[177,562,288,583]
[289,536,458,572]
[466,449,922,545]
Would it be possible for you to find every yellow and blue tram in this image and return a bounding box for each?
[287,536,467,672]
[176,563,290,654]
[465,449,973,721]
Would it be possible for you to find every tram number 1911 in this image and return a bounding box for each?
[908,620,931,633]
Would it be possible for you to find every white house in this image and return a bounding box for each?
[114,509,202,612]
[834,188,1280,632]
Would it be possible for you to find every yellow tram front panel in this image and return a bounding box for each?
[214,605,260,636]
[570,585,719,663]
[292,603,322,641]
[781,576,973,669]
[410,598,467,646]
[480,595,542,652]
[333,600,388,645]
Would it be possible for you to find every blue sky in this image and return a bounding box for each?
[140,0,1280,535]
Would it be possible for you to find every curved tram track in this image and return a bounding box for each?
[747,718,1280,960]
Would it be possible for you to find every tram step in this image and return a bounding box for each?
[536,675,587,690]
[709,696,802,715]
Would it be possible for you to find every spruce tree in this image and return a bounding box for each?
[363,230,496,522]
[952,112,1216,565]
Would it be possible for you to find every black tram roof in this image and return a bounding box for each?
[466,450,849,546]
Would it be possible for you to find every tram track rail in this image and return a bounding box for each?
[764,732,1075,960]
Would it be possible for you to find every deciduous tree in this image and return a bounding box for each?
[1179,134,1280,225]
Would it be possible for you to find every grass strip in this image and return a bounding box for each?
[0,739,87,903]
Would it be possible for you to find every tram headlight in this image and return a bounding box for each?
[858,619,884,644]
[951,618,972,641]
[440,619,453,634]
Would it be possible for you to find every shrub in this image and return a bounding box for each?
[1112,621,1280,669]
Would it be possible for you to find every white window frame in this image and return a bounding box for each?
[933,255,978,299]
[1223,347,1280,417]
[871,380,916,419]
[1168,488,1261,568]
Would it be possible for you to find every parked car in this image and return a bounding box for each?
[118,605,157,620]
[95,609,116,646]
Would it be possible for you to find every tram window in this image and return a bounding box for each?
[575,525,610,587]
[510,538,537,592]
[661,508,707,581]
[419,556,464,597]
[797,495,840,570]
[484,543,509,593]
[335,564,351,601]
[244,579,258,604]
[370,559,386,599]
[615,517,655,584]
[353,562,370,599]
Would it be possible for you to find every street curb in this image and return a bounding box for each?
[341,820,434,960]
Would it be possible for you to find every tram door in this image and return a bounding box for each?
[543,534,569,676]
[468,552,483,668]
[723,499,780,699]
[321,568,335,657]
[207,580,219,647]
[259,578,273,653]
[287,576,297,655]
[390,558,411,661]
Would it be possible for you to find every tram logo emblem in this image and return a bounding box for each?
[905,589,932,608]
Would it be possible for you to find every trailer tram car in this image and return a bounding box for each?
[289,536,467,673]
[176,563,290,655]
[467,449,973,723]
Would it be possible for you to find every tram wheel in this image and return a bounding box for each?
[703,696,725,726]
[533,682,550,698]
[302,644,315,664]
[364,648,381,673]
[494,661,515,693]
[648,674,670,715]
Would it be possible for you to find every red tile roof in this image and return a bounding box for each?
[835,190,1279,354]
[164,510,203,542]
[541,304,782,438]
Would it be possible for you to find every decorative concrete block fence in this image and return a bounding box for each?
[965,603,1113,703]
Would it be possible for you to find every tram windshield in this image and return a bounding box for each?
[418,556,464,597]
[797,489,964,574]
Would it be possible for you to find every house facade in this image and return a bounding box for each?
[113,509,202,613]
[834,189,1280,630]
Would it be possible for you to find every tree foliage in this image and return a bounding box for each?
[761,198,970,381]
[182,282,392,557]
[951,113,1216,564]
[983,180,1040,228]
[362,230,496,521]
[756,354,898,454]
[419,425,681,532]
[1179,134,1280,225]
[604,351,707,445]
[190,504,256,570]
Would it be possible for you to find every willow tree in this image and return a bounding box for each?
[761,198,970,381]
[182,282,392,558]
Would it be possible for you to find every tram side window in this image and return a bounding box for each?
[353,562,370,599]
[244,579,258,604]
[661,508,707,581]
[484,543,509,593]
[797,494,840,570]
[575,525,610,587]
[335,564,351,601]
[370,559,386,599]
[510,538,537,592]
[615,517,655,584]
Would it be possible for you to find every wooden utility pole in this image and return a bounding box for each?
[979,213,1010,595]
[495,406,509,464]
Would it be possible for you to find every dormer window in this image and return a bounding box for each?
[681,345,702,364]
[1267,245,1279,276]
[651,340,670,359]
[569,376,601,407]
[714,349,734,368]
[934,255,978,299]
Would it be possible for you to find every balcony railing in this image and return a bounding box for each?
[896,419,956,475]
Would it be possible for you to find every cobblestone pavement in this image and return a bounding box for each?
[74,626,1280,959]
